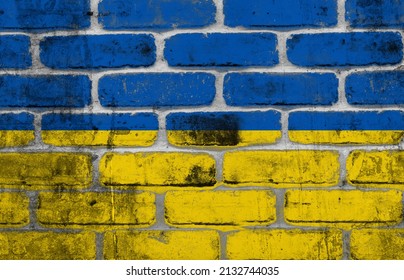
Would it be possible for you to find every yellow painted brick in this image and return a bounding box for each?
[0,153,92,189]
[104,230,220,260]
[351,230,404,260]
[227,229,343,260]
[165,190,276,228]
[284,190,403,229]
[0,232,96,260]
[223,150,339,187]
[37,192,155,229]
[100,152,216,187]
[0,131,35,147]
[347,150,404,189]
[0,193,29,227]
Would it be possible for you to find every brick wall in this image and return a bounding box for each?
[0,0,403,260]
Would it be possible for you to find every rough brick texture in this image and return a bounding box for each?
[98,0,216,30]
[287,32,403,66]
[0,0,403,260]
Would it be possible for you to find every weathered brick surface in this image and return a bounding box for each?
[289,111,404,145]
[99,73,215,107]
[42,113,158,147]
[40,35,156,69]
[166,111,281,147]
[165,33,278,67]
[287,32,403,66]
[0,0,402,260]
[0,193,29,227]
[223,151,340,187]
[0,153,92,189]
[351,230,404,260]
[100,153,216,187]
[224,0,337,28]
[0,75,91,108]
[347,151,404,189]
[0,232,96,260]
[284,190,403,228]
[346,71,404,105]
[224,73,338,106]
[99,0,216,30]
[0,35,31,69]
[165,190,276,227]
[37,192,155,229]
[346,0,404,28]
[0,113,34,147]
[0,0,91,31]
[227,230,343,260]
[104,230,220,260]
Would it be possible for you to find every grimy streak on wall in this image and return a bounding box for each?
[0,0,402,260]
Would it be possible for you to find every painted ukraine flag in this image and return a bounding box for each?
[167,111,281,147]
[289,111,404,145]
[0,113,34,147]
[42,113,158,146]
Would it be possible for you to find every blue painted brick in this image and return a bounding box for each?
[40,34,155,69]
[99,0,216,30]
[346,71,404,105]
[287,32,403,67]
[224,73,338,106]
[224,0,337,28]
[0,35,31,69]
[99,73,215,107]
[0,113,34,130]
[0,75,91,108]
[0,0,90,31]
[165,33,278,67]
[346,0,404,28]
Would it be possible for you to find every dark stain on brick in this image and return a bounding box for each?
[185,165,216,186]
[183,114,241,146]
[137,42,153,56]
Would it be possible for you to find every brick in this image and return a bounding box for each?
[0,232,96,260]
[104,230,220,260]
[166,111,281,147]
[284,190,403,228]
[351,230,404,260]
[223,151,339,187]
[40,34,155,69]
[165,33,278,67]
[0,0,90,31]
[346,71,404,105]
[287,32,403,67]
[347,150,404,189]
[0,75,91,108]
[0,113,34,147]
[227,230,343,260]
[0,153,92,189]
[0,35,31,69]
[37,192,155,229]
[99,0,216,30]
[0,193,29,227]
[224,0,337,28]
[289,111,404,145]
[165,190,276,227]
[224,73,338,106]
[99,73,215,107]
[100,153,216,187]
[42,113,158,147]
[346,0,404,28]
